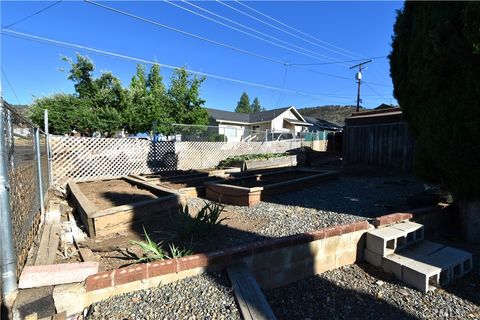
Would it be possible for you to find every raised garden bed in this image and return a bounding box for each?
[218,154,297,171]
[68,177,185,238]
[156,175,228,198]
[205,168,338,206]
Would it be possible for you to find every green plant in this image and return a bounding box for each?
[168,243,193,259]
[217,152,289,168]
[179,201,227,237]
[131,227,168,262]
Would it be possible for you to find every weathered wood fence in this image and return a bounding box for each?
[343,122,415,171]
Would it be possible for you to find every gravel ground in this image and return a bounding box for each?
[190,173,424,239]
[265,262,480,320]
[86,272,240,320]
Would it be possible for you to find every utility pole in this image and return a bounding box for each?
[349,60,372,112]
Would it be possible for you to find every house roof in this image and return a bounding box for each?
[206,106,304,124]
[303,116,343,131]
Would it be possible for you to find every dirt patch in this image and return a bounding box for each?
[160,176,225,189]
[77,179,158,210]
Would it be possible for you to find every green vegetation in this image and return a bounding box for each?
[234,91,265,113]
[217,152,289,168]
[299,105,362,126]
[390,2,480,241]
[29,54,208,136]
[131,227,192,262]
[179,201,228,238]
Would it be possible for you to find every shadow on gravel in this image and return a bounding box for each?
[260,167,425,219]
[264,270,417,320]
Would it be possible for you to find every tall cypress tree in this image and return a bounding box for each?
[235,91,251,113]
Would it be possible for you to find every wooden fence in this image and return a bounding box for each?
[343,122,415,171]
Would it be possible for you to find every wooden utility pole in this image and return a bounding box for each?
[349,60,372,112]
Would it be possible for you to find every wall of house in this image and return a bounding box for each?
[270,109,298,131]
[218,123,246,143]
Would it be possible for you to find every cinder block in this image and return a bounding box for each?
[313,253,336,274]
[382,254,411,280]
[390,221,424,245]
[399,240,444,260]
[402,260,441,293]
[420,246,473,284]
[336,248,357,267]
[364,248,382,267]
[366,227,406,256]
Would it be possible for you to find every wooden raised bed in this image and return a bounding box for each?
[68,177,185,237]
[153,175,228,198]
[223,155,298,171]
[205,168,338,206]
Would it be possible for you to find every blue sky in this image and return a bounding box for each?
[1,1,403,111]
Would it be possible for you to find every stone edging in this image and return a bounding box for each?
[85,220,371,291]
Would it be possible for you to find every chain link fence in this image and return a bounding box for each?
[1,101,49,275]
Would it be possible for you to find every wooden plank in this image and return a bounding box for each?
[227,263,277,320]
[19,262,99,289]
[34,224,61,266]
[67,181,96,237]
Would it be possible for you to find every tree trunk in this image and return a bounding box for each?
[459,198,480,243]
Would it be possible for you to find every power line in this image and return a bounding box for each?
[2,29,356,103]
[364,81,388,101]
[1,0,63,30]
[84,0,353,81]
[234,0,366,60]
[290,56,388,66]
[275,64,289,108]
[170,0,344,64]
[1,68,22,104]
[218,0,363,60]
[83,0,284,65]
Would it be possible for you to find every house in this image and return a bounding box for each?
[303,116,343,132]
[205,106,312,142]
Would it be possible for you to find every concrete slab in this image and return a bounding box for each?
[390,221,424,245]
[19,262,99,289]
[366,227,406,256]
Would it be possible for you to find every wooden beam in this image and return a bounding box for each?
[227,263,276,320]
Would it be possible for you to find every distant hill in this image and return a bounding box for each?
[299,105,366,126]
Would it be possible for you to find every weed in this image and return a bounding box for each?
[131,227,168,263]
[179,201,228,238]
[132,227,193,263]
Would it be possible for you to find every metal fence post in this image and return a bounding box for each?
[0,103,18,302]
[34,127,45,220]
[44,109,53,186]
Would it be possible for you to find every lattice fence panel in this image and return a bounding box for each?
[51,136,175,186]
[175,141,302,170]
[51,136,302,187]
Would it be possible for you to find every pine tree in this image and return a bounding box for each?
[250,97,264,112]
[235,92,251,113]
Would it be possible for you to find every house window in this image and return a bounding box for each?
[225,127,237,137]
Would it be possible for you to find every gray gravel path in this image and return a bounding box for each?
[190,174,424,239]
[265,263,480,320]
[86,272,240,320]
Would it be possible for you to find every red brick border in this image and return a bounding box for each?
[84,220,371,292]
[373,212,413,228]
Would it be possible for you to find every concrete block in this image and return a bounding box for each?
[364,248,382,267]
[398,240,444,260]
[402,260,441,293]
[313,253,336,274]
[366,227,406,256]
[390,221,424,245]
[420,246,473,284]
[381,254,413,280]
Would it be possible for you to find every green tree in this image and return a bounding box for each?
[389,2,480,241]
[250,97,264,112]
[235,91,251,113]
[167,68,208,133]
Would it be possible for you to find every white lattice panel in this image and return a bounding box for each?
[51,136,302,187]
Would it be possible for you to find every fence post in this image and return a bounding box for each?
[44,109,53,186]
[34,127,45,221]
[0,103,18,303]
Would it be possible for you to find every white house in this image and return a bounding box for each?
[206,106,312,142]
